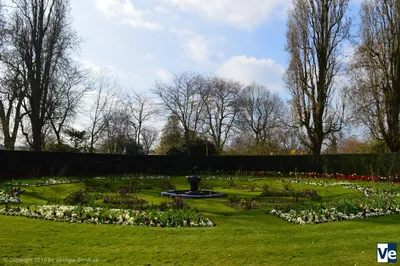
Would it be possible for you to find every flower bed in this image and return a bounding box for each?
[202,175,267,181]
[270,192,400,225]
[2,178,84,187]
[202,170,284,177]
[93,175,170,181]
[271,206,400,225]
[288,172,400,182]
[0,191,22,204]
[0,188,25,204]
[0,205,215,227]
[274,178,400,196]
[274,179,354,187]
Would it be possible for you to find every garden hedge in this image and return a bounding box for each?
[1,150,400,179]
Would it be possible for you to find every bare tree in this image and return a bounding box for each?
[278,127,307,155]
[153,72,205,155]
[235,84,285,154]
[6,0,79,151]
[348,0,400,152]
[0,3,26,150]
[48,64,87,145]
[0,0,5,52]
[124,91,158,152]
[87,73,117,153]
[141,127,158,155]
[99,109,129,154]
[285,0,350,155]
[199,76,242,155]
[0,64,25,149]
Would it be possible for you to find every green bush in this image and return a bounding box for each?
[159,181,175,190]
[199,183,214,189]
[64,189,91,205]
[103,195,148,209]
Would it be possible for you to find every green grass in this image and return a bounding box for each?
[1,176,399,265]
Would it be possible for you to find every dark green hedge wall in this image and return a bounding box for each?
[1,150,399,179]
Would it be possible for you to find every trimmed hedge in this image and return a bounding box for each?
[1,150,399,180]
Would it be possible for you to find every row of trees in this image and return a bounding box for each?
[155,0,400,156]
[284,0,400,155]
[0,0,81,151]
[154,73,303,155]
[0,0,158,154]
[0,0,399,156]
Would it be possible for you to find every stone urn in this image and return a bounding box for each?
[187,166,201,192]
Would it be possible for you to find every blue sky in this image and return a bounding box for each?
[70,0,362,97]
[70,0,292,95]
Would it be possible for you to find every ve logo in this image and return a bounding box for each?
[377,243,397,263]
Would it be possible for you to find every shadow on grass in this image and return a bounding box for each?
[22,191,50,201]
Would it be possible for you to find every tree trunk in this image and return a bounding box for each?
[3,137,15,150]
[31,118,43,151]
[311,137,323,156]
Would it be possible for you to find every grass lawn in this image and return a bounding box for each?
[1,176,399,265]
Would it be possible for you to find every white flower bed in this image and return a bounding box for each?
[2,178,84,187]
[271,178,400,225]
[274,179,400,196]
[270,207,400,225]
[274,179,354,187]
[0,205,215,227]
[93,175,170,181]
[0,191,22,204]
[202,175,265,181]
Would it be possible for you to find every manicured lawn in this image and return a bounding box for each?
[1,176,399,265]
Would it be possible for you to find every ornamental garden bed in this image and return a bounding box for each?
[1,173,400,265]
[1,173,400,226]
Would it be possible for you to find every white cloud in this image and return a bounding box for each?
[93,0,163,30]
[170,28,223,66]
[184,35,211,65]
[156,69,173,82]
[158,0,288,30]
[217,51,225,59]
[143,53,156,62]
[80,59,102,73]
[216,56,285,91]
[169,27,197,36]
[154,5,169,14]
[80,59,126,79]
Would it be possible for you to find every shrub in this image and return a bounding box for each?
[103,195,148,209]
[228,195,240,204]
[128,181,152,192]
[303,189,322,201]
[158,201,169,211]
[227,195,258,210]
[160,181,175,190]
[248,184,257,192]
[238,198,258,210]
[199,183,214,189]
[227,180,237,189]
[282,183,291,191]
[261,184,272,196]
[118,185,130,196]
[169,196,187,209]
[64,189,91,205]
